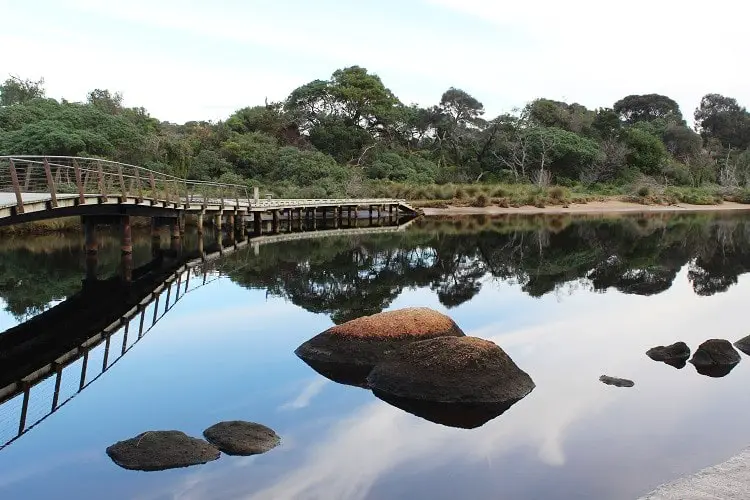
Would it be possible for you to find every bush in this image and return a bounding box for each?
[491,186,507,197]
[470,194,490,207]
[466,185,480,196]
[548,186,566,201]
[637,186,650,197]
[454,187,466,199]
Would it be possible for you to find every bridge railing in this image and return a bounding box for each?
[0,156,250,213]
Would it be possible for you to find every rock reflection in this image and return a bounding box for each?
[371,391,525,429]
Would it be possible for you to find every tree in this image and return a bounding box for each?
[613,94,683,124]
[694,93,750,150]
[87,89,123,115]
[623,128,667,174]
[0,76,45,106]
[439,87,484,126]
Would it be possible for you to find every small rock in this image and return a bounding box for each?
[599,375,634,388]
[203,421,280,456]
[295,308,465,387]
[106,431,220,471]
[367,336,535,428]
[734,335,750,356]
[646,342,691,369]
[690,339,741,377]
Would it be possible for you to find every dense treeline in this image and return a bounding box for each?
[3,70,750,197]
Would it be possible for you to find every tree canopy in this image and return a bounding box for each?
[3,69,750,192]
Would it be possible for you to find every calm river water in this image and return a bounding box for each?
[1,212,750,499]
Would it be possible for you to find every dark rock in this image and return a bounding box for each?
[646,342,691,369]
[203,421,280,456]
[106,431,220,471]
[734,335,750,356]
[599,375,634,388]
[295,308,465,387]
[367,336,534,428]
[690,339,740,377]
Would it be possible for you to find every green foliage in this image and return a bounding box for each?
[0,75,45,106]
[614,94,683,124]
[1,69,745,197]
[623,128,667,174]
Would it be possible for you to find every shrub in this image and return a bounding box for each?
[491,186,507,197]
[454,187,467,199]
[637,186,650,197]
[470,194,490,207]
[466,185,480,196]
[548,186,565,201]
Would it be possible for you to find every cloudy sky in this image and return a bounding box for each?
[2,0,747,124]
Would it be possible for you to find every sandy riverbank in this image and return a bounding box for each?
[421,200,750,216]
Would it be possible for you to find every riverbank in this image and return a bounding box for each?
[639,447,750,499]
[421,200,750,216]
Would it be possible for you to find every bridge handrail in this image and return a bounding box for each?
[0,155,252,211]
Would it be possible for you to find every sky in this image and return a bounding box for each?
[1,0,748,124]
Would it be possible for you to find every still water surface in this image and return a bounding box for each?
[1,213,750,499]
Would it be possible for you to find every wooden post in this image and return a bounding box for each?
[43,157,58,208]
[253,211,262,236]
[73,159,85,204]
[23,164,32,190]
[197,212,204,234]
[134,167,143,202]
[118,166,127,201]
[148,172,156,201]
[121,216,133,254]
[253,186,259,205]
[8,159,24,214]
[97,162,107,200]
[272,210,279,233]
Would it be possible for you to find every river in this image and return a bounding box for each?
[0,212,749,499]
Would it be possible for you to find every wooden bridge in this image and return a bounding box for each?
[0,216,416,450]
[0,156,418,232]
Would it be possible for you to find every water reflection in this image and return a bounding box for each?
[228,212,750,322]
[3,212,750,499]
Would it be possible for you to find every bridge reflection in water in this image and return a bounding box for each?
[0,212,417,451]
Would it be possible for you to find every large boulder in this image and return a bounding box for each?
[106,431,220,471]
[367,336,535,428]
[646,342,691,369]
[690,339,741,377]
[203,421,280,456]
[295,308,465,387]
[734,335,750,356]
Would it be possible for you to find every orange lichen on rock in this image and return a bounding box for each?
[328,308,458,339]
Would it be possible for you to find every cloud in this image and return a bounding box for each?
[280,378,329,411]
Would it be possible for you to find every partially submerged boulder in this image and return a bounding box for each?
[599,375,635,388]
[106,431,220,471]
[734,335,750,356]
[367,336,534,428]
[690,339,741,377]
[295,308,465,387]
[203,421,280,456]
[646,342,691,369]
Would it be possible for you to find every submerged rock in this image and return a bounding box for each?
[646,342,691,369]
[295,308,465,387]
[734,335,750,356]
[367,336,535,428]
[106,431,220,471]
[203,421,280,456]
[690,339,741,377]
[599,375,635,388]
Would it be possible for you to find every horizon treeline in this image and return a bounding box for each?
[2,68,750,197]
